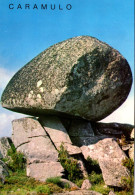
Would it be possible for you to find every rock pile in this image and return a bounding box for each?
[0,36,134,192]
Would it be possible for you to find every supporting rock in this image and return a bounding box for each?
[12,117,64,181]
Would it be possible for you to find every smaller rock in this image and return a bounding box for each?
[53,190,102,195]
[109,190,116,195]
[40,116,81,155]
[92,122,134,138]
[55,143,81,155]
[129,143,134,161]
[0,160,9,183]
[12,117,47,148]
[121,144,131,151]
[81,179,92,190]
[81,138,130,187]
[130,128,134,139]
[60,178,79,189]
[27,162,64,182]
[0,137,12,159]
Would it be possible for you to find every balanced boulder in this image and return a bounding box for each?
[1,36,132,121]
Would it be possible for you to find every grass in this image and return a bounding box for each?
[1,143,134,195]
[0,170,63,195]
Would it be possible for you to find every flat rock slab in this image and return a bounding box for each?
[12,117,47,148]
[17,136,59,164]
[27,162,64,182]
[81,138,130,187]
[1,36,132,121]
[54,190,102,195]
[39,116,72,145]
[40,116,81,155]
[99,158,129,187]
[12,117,64,180]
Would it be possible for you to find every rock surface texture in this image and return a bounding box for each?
[12,117,64,181]
[0,160,9,183]
[1,36,132,121]
[53,190,102,195]
[0,137,12,159]
[81,138,130,187]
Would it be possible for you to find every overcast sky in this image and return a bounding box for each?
[0,0,134,137]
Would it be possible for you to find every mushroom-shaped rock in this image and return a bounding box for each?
[1,36,132,121]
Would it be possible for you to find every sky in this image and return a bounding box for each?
[0,0,134,137]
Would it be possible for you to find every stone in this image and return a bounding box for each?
[17,136,59,164]
[91,122,134,138]
[39,116,81,155]
[0,160,9,183]
[12,117,47,148]
[99,158,129,187]
[109,191,116,195]
[71,135,111,147]
[39,116,72,145]
[81,179,92,190]
[27,162,64,182]
[54,190,102,195]
[81,138,130,187]
[1,36,132,121]
[0,137,12,159]
[68,119,94,137]
[129,143,134,161]
[60,178,79,189]
[130,128,134,139]
[12,117,64,180]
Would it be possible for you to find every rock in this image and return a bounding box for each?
[121,144,131,151]
[71,135,111,147]
[53,190,102,195]
[27,162,64,182]
[1,36,132,121]
[12,117,47,148]
[39,116,81,155]
[77,157,88,178]
[81,179,92,190]
[81,138,130,187]
[130,128,134,139]
[40,116,87,177]
[129,143,134,161]
[91,122,134,138]
[99,158,129,187]
[12,117,64,180]
[109,191,116,195]
[0,137,12,159]
[17,136,59,164]
[0,160,9,183]
[68,119,94,137]
[60,178,79,189]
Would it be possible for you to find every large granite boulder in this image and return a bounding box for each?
[1,36,132,121]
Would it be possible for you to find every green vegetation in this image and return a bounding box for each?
[0,143,134,195]
[86,156,101,174]
[58,144,83,182]
[91,183,111,195]
[120,158,134,194]
[3,143,26,172]
[88,171,103,185]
